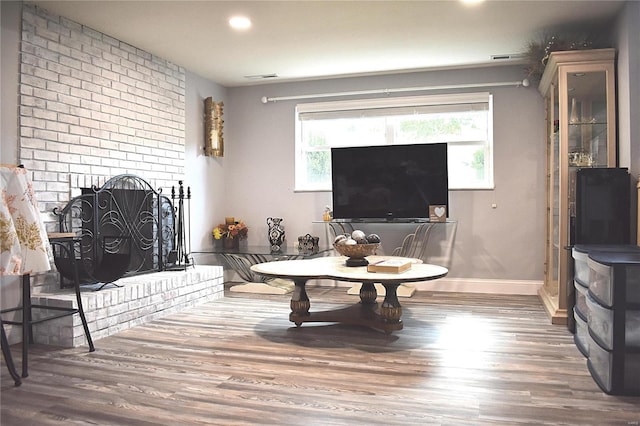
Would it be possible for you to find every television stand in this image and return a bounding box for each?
[328,218,434,223]
[315,220,457,298]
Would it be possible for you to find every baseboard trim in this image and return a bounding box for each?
[312,277,542,296]
[410,277,542,295]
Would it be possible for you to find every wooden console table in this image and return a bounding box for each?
[251,256,448,333]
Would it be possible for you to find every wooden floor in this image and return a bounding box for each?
[1,286,639,425]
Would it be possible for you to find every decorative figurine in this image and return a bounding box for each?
[267,217,285,251]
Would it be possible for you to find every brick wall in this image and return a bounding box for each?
[19,4,186,230]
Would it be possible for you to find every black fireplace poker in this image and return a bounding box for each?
[170,180,192,269]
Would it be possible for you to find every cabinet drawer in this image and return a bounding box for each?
[587,294,614,350]
[588,252,640,308]
[587,334,640,395]
[572,247,590,286]
[587,293,640,349]
[574,245,640,291]
[574,308,589,357]
[574,280,589,320]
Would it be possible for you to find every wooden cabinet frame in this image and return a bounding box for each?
[538,49,617,324]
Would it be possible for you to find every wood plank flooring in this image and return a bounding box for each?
[2,286,639,425]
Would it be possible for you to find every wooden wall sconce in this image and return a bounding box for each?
[204,97,224,157]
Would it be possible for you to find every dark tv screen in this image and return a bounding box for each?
[331,143,449,220]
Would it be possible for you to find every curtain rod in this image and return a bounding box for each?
[261,79,530,103]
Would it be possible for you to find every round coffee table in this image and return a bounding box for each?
[251,256,448,333]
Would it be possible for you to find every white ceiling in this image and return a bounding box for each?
[28,1,625,87]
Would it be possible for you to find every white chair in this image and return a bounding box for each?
[391,222,434,260]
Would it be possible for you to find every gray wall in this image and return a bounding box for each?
[615,1,640,240]
[221,2,640,278]
[184,70,227,251]
[1,1,21,165]
[224,67,546,281]
[1,1,25,343]
[616,0,640,177]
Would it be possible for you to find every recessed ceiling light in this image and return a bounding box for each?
[461,0,485,5]
[229,16,251,30]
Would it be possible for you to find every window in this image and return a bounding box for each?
[294,93,494,191]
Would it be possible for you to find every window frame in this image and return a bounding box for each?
[294,92,494,192]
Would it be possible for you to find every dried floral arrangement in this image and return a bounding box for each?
[524,30,611,84]
[213,220,248,240]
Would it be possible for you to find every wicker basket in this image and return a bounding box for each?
[333,243,380,258]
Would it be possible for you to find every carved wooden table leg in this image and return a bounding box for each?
[289,278,310,326]
[380,282,402,326]
[359,281,377,305]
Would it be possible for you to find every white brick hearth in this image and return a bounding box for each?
[30,265,223,348]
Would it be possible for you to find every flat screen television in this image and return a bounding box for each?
[331,143,449,221]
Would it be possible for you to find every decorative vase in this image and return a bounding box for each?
[267,217,285,251]
[298,233,319,254]
[570,97,579,124]
[223,237,239,249]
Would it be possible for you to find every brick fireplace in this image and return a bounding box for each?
[31,266,223,348]
[11,5,224,348]
[33,173,223,348]
[53,174,179,289]
[18,4,186,234]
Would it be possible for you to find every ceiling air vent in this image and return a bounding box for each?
[491,53,525,61]
[244,73,279,80]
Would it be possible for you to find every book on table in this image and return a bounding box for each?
[367,258,412,273]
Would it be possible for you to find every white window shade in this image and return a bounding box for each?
[298,92,490,115]
[298,102,489,121]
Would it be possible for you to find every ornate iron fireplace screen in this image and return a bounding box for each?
[53,174,177,288]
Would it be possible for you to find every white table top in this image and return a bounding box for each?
[250,256,448,283]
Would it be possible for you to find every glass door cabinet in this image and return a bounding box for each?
[538,49,617,324]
